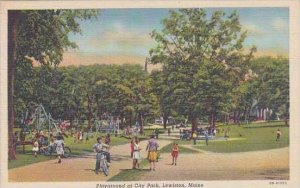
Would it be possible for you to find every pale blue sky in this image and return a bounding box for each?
[65,8,289,66]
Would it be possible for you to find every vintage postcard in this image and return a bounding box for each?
[0,1,299,188]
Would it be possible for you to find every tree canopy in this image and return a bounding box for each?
[149,8,257,130]
[8,9,99,160]
[9,8,289,160]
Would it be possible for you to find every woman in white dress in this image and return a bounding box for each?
[32,139,39,158]
[132,137,141,169]
[54,135,65,163]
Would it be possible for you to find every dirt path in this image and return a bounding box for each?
[9,136,289,181]
[140,146,289,180]
[9,139,172,182]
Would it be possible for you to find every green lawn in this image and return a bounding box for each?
[195,123,289,153]
[9,131,130,169]
[8,143,57,169]
[9,121,289,170]
[109,140,197,181]
[108,159,149,181]
[159,142,199,154]
[64,132,130,155]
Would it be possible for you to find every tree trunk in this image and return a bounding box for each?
[8,11,20,160]
[190,116,198,132]
[87,95,92,130]
[163,113,168,130]
[233,111,237,124]
[244,107,247,122]
[237,111,241,124]
[138,114,144,134]
[210,113,216,128]
[129,113,132,128]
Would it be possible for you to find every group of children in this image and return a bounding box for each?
[31,131,65,163]
[130,136,179,169]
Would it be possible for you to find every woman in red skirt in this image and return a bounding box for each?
[171,143,179,165]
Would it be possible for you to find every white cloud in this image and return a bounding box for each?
[84,23,155,56]
[272,18,288,32]
[242,23,265,36]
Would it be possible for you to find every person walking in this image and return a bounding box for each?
[168,128,171,136]
[105,134,111,145]
[155,128,159,139]
[79,131,83,143]
[192,131,197,145]
[93,137,110,174]
[146,135,159,171]
[105,134,111,151]
[85,131,89,143]
[54,135,65,163]
[171,143,179,165]
[205,130,209,145]
[132,137,142,169]
[276,129,282,141]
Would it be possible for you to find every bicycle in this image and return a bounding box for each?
[96,151,109,176]
[40,144,71,158]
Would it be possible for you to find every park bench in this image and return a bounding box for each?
[16,140,33,154]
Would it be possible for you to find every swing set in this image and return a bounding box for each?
[21,104,62,137]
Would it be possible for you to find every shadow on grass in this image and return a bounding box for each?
[108,168,150,181]
[119,168,151,172]
[243,125,289,129]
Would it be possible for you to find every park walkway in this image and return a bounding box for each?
[8,129,289,181]
[9,139,172,182]
[140,146,289,180]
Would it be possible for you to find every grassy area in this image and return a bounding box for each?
[64,133,130,155]
[108,159,149,181]
[195,123,289,153]
[159,143,199,154]
[109,140,197,181]
[9,131,131,168]
[241,121,288,128]
[8,148,56,169]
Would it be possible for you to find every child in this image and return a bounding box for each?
[32,139,39,158]
[105,134,111,145]
[276,129,282,141]
[79,131,83,143]
[105,134,111,151]
[130,139,134,159]
[171,143,179,165]
[132,137,142,169]
[54,135,65,163]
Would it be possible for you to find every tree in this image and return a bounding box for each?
[250,57,289,121]
[149,9,255,131]
[150,69,172,129]
[8,10,99,160]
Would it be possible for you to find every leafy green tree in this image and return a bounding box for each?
[250,57,289,121]
[150,69,172,129]
[149,9,255,130]
[8,10,99,160]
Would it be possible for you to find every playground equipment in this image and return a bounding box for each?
[94,118,120,135]
[23,104,61,137]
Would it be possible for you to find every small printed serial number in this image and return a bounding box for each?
[269,181,287,185]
